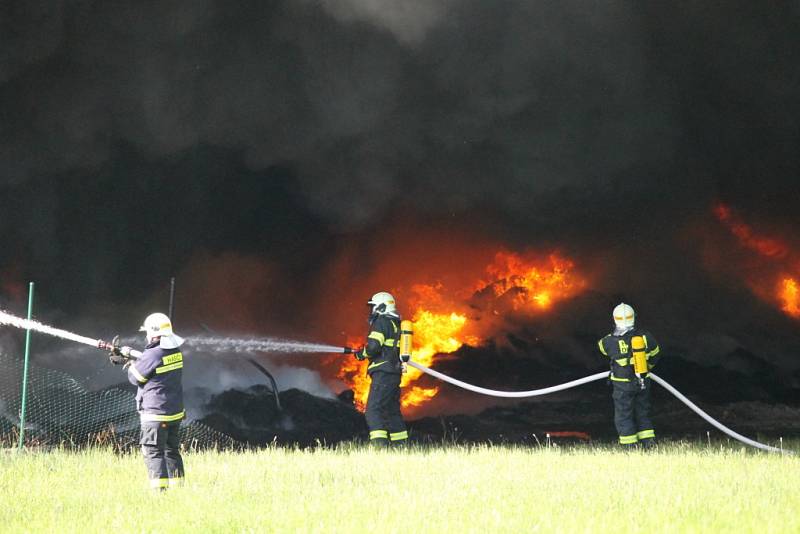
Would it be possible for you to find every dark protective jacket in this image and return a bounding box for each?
[598,328,661,390]
[363,314,402,375]
[127,340,185,422]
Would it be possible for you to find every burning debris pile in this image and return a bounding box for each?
[328,248,587,414]
[2,200,800,448]
[192,348,800,446]
[198,385,366,446]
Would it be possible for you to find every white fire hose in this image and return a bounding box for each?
[408,361,788,454]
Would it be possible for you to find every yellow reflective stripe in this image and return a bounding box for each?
[155,361,184,374]
[368,331,385,345]
[140,410,185,422]
[646,346,660,358]
[598,339,607,355]
[161,352,183,365]
[384,338,397,347]
[150,478,169,488]
[369,430,388,440]
[614,358,629,366]
[637,429,655,439]
[368,361,387,370]
[619,434,638,444]
[609,375,630,382]
[129,365,148,383]
[389,431,408,441]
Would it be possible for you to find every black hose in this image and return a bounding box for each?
[198,322,283,412]
[246,358,282,412]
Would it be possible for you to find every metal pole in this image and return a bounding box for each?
[17,282,34,452]
[168,277,176,322]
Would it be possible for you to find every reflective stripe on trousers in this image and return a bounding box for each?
[389,431,408,441]
[637,429,655,440]
[369,430,388,440]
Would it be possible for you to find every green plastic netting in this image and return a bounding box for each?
[0,352,239,450]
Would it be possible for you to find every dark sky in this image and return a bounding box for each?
[1,1,799,400]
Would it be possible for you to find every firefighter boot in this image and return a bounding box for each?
[369,430,389,448]
[389,430,409,448]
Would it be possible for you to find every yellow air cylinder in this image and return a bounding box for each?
[631,335,648,375]
[399,320,413,362]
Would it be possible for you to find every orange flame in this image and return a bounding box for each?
[335,357,370,410]
[780,278,800,318]
[399,310,468,408]
[336,309,471,411]
[713,203,789,259]
[713,202,800,319]
[476,251,585,310]
[337,248,586,412]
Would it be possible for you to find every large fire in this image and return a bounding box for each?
[713,202,800,319]
[780,278,800,318]
[335,249,586,412]
[476,252,584,311]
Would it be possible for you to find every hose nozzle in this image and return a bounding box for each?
[343,346,366,360]
[97,338,117,352]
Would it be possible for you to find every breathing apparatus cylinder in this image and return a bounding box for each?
[631,336,648,374]
[399,320,413,372]
[631,335,648,389]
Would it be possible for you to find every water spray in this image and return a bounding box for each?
[0,309,138,358]
[186,336,352,355]
[0,310,352,358]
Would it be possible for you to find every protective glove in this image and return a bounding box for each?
[108,345,133,365]
[353,347,366,361]
[105,335,123,364]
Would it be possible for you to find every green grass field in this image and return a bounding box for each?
[1,443,798,533]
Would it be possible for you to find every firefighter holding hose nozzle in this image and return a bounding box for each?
[598,303,663,448]
[109,312,186,489]
[352,292,409,447]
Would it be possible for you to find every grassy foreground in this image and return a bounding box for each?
[1,443,798,533]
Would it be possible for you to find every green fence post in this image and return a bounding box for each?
[17,282,34,452]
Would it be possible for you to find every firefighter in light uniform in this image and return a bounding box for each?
[111,313,186,489]
[598,303,662,447]
[355,292,408,447]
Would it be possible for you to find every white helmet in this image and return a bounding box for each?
[612,303,635,333]
[140,312,184,349]
[368,291,397,316]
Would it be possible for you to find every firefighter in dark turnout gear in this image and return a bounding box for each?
[355,292,408,447]
[111,312,186,489]
[598,303,662,447]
